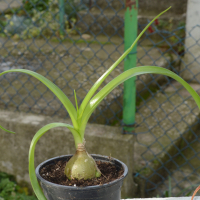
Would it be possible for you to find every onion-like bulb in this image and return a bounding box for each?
[64,143,101,180]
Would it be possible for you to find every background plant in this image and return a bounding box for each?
[22,0,50,15]
[0,172,37,200]
[148,19,185,56]
[2,0,89,39]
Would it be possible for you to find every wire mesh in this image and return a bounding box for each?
[0,0,199,198]
[135,21,200,198]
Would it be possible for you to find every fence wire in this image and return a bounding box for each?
[135,24,200,197]
[0,0,199,198]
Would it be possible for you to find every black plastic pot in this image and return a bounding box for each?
[36,154,128,200]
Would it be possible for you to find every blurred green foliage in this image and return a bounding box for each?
[22,0,50,15]
[0,172,37,200]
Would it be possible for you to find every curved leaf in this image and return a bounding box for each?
[0,70,78,129]
[78,7,171,119]
[0,124,15,134]
[80,66,200,132]
[29,123,82,200]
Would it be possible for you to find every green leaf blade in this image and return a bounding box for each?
[81,66,200,131]
[0,69,78,129]
[78,6,171,119]
[74,90,79,113]
[0,125,15,134]
[29,123,82,200]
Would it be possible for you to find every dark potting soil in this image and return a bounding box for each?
[40,159,124,187]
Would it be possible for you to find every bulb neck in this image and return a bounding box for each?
[77,143,86,152]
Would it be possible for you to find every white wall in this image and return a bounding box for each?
[181,0,200,82]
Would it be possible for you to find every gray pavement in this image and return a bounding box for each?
[0,0,22,11]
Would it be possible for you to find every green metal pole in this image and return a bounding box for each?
[59,0,65,35]
[123,0,138,134]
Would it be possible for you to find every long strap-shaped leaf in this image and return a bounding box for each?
[80,66,200,132]
[78,7,171,119]
[29,123,81,200]
[0,70,78,130]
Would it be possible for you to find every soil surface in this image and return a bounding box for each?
[40,159,124,187]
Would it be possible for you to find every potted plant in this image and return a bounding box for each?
[1,7,200,200]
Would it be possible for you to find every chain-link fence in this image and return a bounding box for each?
[0,0,200,198]
[0,0,127,125]
[135,23,200,197]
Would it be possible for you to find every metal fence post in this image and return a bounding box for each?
[123,0,138,134]
[59,0,65,35]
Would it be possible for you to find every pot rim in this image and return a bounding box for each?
[36,154,128,190]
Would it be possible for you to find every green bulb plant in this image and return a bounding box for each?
[1,6,200,200]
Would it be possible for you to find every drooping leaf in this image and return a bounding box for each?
[81,66,200,131]
[29,123,81,200]
[0,70,78,130]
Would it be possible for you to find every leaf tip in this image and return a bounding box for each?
[9,131,15,134]
[0,125,15,134]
